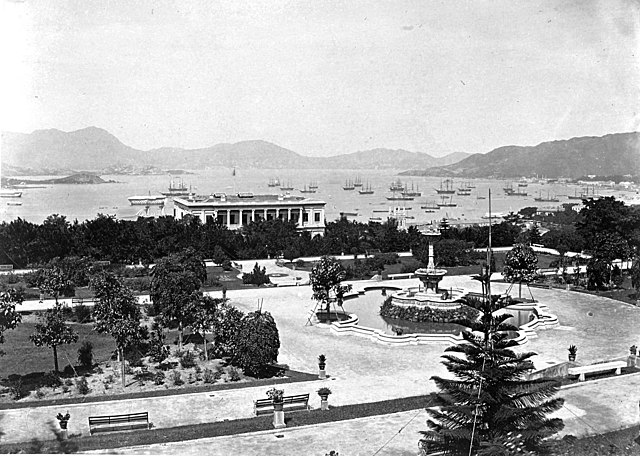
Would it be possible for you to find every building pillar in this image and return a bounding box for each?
[226,209,231,229]
[287,208,291,222]
[251,209,255,223]
[238,209,243,226]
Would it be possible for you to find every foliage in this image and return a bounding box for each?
[73,304,92,323]
[242,262,271,286]
[30,303,79,371]
[191,295,222,360]
[203,368,215,383]
[380,297,479,323]
[170,370,183,386]
[586,258,610,290]
[228,366,241,382]
[9,377,25,400]
[212,301,245,358]
[577,196,640,252]
[147,325,170,363]
[211,245,229,266]
[77,340,94,368]
[179,350,198,369]
[310,256,353,314]
[153,371,165,385]
[75,376,90,395]
[415,239,475,267]
[419,288,564,455]
[502,244,538,297]
[317,387,332,396]
[631,258,640,294]
[35,267,75,302]
[233,310,280,377]
[568,345,577,355]
[43,370,63,389]
[266,387,284,402]
[0,288,23,345]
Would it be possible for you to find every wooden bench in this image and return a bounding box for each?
[254,393,310,416]
[71,297,83,305]
[88,412,150,435]
[568,361,627,382]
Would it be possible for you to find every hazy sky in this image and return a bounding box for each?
[1,0,639,156]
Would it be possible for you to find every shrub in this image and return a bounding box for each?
[187,373,194,384]
[43,370,62,389]
[295,259,305,268]
[194,365,202,374]
[62,385,70,394]
[242,263,270,286]
[77,340,94,368]
[9,379,24,401]
[203,368,215,384]
[147,330,169,363]
[170,370,183,386]
[228,367,241,382]
[76,376,90,395]
[35,388,46,399]
[233,310,280,377]
[179,350,197,369]
[105,374,115,384]
[64,379,74,387]
[74,304,92,323]
[6,273,19,284]
[154,371,165,385]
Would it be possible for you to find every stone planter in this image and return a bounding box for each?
[320,395,329,410]
[273,402,285,429]
[318,363,326,379]
[628,355,637,367]
[568,354,576,362]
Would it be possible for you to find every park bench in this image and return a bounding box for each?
[71,297,83,305]
[88,412,150,435]
[568,360,627,382]
[254,393,310,416]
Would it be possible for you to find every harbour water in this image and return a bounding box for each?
[0,168,633,226]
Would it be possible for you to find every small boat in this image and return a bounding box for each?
[0,189,22,198]
[435,179,455,194]
[7,201,22,206]
[369,216,383,221]
[534,190,559,202]
[343,179,355,191]
[358,182,374,195]
[421,201,440,210]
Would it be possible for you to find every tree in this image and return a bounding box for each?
[589,231,631,287]
[151,250,205,349]
[90,272,147,387]
[242,262,271,286]
[30,304,79,371]
[233,310,280,376]
[212,301,245,358]
[0,288,23,354]
[191,295,222,361]
[283,245,300,267]
[577,196,640,252]
[502,244,538,298]
[631,257,640,297]
[36,267,74,304]
[419,289,564,454]
[310,256,352,315]
[211,245,229,267]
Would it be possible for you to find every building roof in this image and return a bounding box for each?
[174,193,325,207]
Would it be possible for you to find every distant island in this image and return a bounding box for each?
[5,173,116,185]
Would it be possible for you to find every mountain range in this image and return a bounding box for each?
[401,132,640,179]
[1,127,468,174]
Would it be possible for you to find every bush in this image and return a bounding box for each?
[62,385,70,393]
[76,376,90,395]
[43,370,62,389]
[35,388,46,399]
[74,304,92,323]
[228,367,241,382]
[242,263,271,286]
[9,378,25,401]
[147,330,169,363]
[221,259,233,271]
[77,341,94,368]
[170,370,183,386]
[105,374,115,384]
[203,368,215,384]
[6,273,19,284]
[64,379,74,387]
[154,371,165,385]
[204,275,221,287]
[295,259,305,268]
[233,310,280,377]
[179,350,197,369]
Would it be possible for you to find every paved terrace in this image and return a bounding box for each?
[3,271,640,453]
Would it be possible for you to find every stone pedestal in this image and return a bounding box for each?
[318,368,326,379]
[320,398,329,410]
[628,355,637,368]
[273,403,285,429]
[59,429,68,440]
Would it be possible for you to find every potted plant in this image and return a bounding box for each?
[318,354,326,379]
[56,411,70,440]
[266,387,285,429]
[568,345,577,362]
[317,387,332,410]
[629,345,638,367]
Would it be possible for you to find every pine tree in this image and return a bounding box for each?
[419,274,564,455]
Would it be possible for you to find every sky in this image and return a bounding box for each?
[1,0,639,157]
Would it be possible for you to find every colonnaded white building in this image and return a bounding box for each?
[172,193,326,237]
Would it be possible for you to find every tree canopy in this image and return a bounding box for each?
[233,310,280,377]
[310,256,352,314]
[30,303,79,371]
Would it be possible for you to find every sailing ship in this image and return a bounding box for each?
[437,195,457,207]
[308,181,318,189]
[401,182,421,197]
[457,187,472,196]
[300,184,316,194]
[534,190,559,202]
[389,179,405,192]
[358,182,374,195]
[268,177,281,187]
[280,181,294,191]
[386,189,414,201]
[353,176,363,187]
[160,177,189,196]
[435,179,455,194]
[421,200,440,210]
[343,179,355,190]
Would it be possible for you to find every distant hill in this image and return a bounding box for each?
[5,173,111,185]
[400,132,640,179]
[1,127,468,173]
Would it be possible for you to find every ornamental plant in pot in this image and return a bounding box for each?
[568,345,577,362]
[266,387,285,429]
[318,354,326,379]
[317,387,332,410]
[628,345,638,367]
[56,412,71,440]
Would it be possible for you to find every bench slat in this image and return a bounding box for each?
[254,393,310,415]
[89,412,149,435]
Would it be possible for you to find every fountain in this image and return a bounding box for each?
[391,228,466,308]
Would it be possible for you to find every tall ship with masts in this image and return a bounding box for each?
[300,184,316,194]
[353,176,363,187]
[160,177,190,197]
[268,177,281,187]
[358,182,374,195]
[401,182,421,197]
[389,179,405,192]
[437,194,457,207]
[343,179,355,190]
[435,179,455,194]
[534,190,559,202]
[280,180,294,191]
